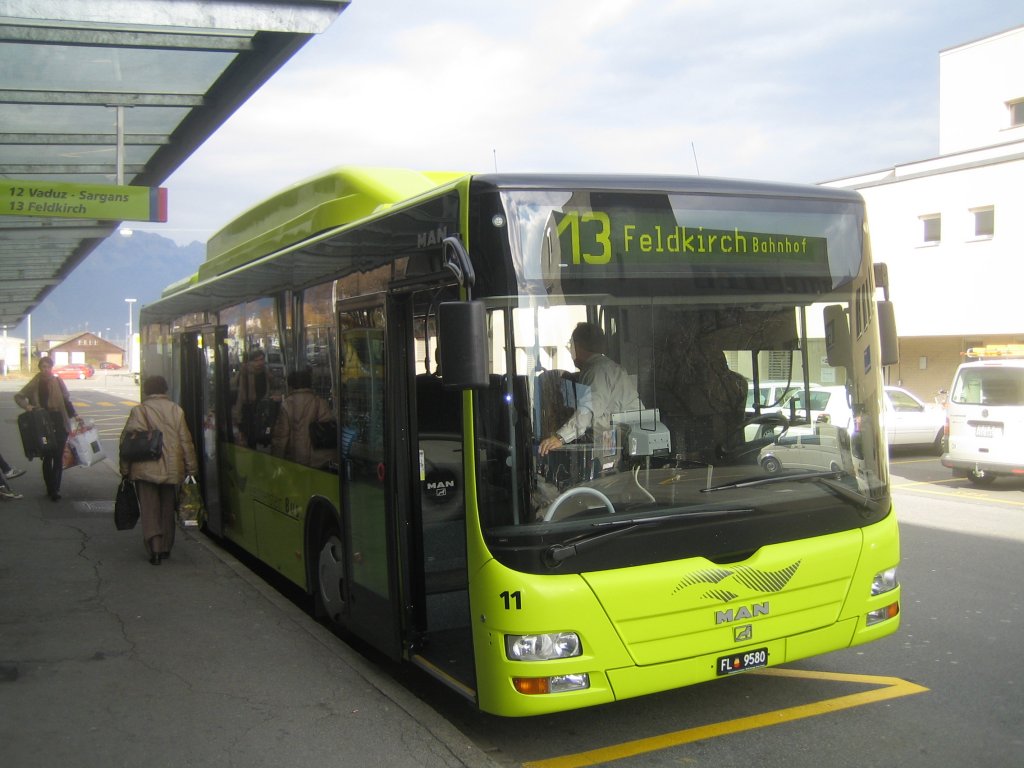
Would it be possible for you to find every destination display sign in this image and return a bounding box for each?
[529,192,844,298]
[0,180,168,222]
[552,209,828,269]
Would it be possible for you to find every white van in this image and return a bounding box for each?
[941,346,1024,485]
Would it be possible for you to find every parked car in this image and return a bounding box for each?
[788,385,853,429]
[98,361,122,370]
[942,350,1024,484]
[746,380,803,414]
[884,385,946,454]
[758,423,853,474]
[53,363,94,380]
[790,384,945,453]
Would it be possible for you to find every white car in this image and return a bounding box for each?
[746,380,803,413]
[884,386,945,454]
[790,385,945,454]
[788,385,852,429]
[757,423,853,474]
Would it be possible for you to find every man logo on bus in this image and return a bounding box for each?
[424,469,457,503]
[716,601,770,625]
[427,479,454,496]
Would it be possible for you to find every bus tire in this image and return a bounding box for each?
[314,522,347,627]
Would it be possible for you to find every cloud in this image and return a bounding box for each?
[140,0,1023,245]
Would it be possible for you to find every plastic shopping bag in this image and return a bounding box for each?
[62,441,77,469]
[177,475,204,528]
[67,417,106,467]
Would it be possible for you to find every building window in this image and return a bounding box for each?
[972,206,994,238]
[920,214,941,244]
[1009,99,1024,128]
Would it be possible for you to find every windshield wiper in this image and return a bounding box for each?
[701,470,880,513]
[543,507,754,566]
[701,469,840,492]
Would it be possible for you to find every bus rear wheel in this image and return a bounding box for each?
[315,526,347,626]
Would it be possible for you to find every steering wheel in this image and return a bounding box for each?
[542,486,616,522]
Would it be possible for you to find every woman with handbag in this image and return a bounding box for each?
[14,356,77,501]
[118,375,198,565]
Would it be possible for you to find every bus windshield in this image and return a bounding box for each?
[471,187,890,572]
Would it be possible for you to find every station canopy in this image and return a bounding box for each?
[0,0,348,328]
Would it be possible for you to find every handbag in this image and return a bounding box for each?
[177,475,204,528]
[309,420,337,450]
[120,405,164,462]
[114,477,140,530]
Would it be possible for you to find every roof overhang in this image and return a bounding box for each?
[0,0,348,327]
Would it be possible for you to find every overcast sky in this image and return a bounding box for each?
[139,0,1023,245]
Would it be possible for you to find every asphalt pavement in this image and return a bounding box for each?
[0,375,496,768]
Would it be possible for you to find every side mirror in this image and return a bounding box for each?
[438,301,489,389]
[823,304,851,369]
[877,300,899,366]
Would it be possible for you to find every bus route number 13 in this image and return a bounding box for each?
[556,210,612,265]
[500,590,522,610]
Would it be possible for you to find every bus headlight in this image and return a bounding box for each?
[505,631,582,661]
[871,567,898,596]
[867,567,899,626]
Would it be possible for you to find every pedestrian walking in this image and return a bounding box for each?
[1,449,25,481]
[0,449,24,500]
[14,356,76,501]
[119,375,198,565]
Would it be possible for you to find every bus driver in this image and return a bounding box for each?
[538,322,642,458]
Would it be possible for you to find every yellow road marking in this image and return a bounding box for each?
[893,480,1024,508]
[890,456,942,466]
[523,669,928,768]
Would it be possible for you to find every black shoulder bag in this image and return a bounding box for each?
[120,405,164,462]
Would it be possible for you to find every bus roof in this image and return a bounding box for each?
[201,167,467,281]
[468,173,865,202]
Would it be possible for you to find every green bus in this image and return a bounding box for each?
[140,167,901,716]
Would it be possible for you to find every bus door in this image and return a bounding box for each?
[336,297,402,658]
[405,288,474,696]
[179,326,228,536]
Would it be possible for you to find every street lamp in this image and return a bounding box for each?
[125,298,137,370]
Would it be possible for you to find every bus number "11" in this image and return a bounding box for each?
[499,590,522,610]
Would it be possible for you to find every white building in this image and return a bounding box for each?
[1,333,24,374]
[823,25,1024,399]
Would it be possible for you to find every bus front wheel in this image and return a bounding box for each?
[315,526,347,626]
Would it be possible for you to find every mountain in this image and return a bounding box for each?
[12,231,205,342]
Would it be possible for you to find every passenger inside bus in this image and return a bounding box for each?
[654,326,747,462]
[271,368,335,468]
[231,348,284,449]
